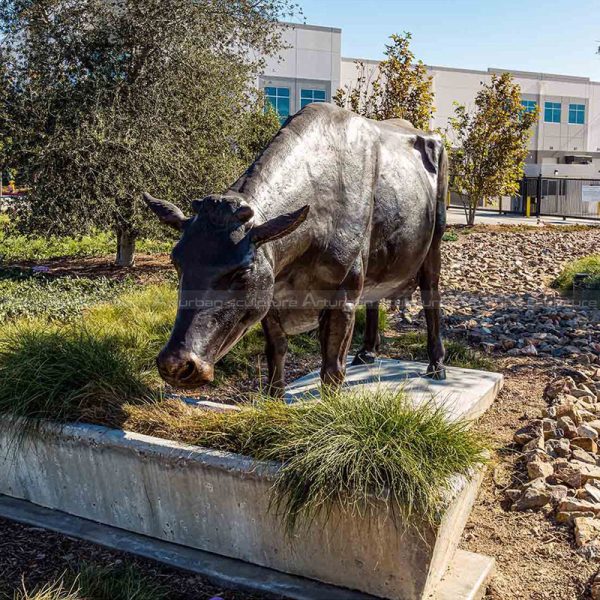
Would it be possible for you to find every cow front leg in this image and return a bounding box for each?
[262,310,288,397]
[319,304,356,389]
[351,301,380,366]
[419,243,446,380]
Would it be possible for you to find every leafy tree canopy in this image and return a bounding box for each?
[334,32,434,130]
[445,72,537,225]
[0,0,292,263]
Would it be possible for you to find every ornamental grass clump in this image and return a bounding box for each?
[0,324,156,423]
[552,254,600,292]
[126,388,488,533]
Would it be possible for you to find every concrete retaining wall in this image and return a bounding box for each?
[0,420,483,600]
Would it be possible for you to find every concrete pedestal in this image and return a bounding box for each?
[285,358,503,422]
[0,360,502,600]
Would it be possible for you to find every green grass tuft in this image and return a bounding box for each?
[552,254,600,292]
[8,564,167,600]
[75,564,168,600]
[156,388,487,533]
[10,579,80,600]
[0,323,156,423]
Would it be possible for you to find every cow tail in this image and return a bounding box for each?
[435,144,448,237]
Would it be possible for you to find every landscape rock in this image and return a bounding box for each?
[557,416,579,439]
[557,498,600,515]
[513,423,542,446]
[574,517,600,560]
[577,423,599,440]
[546,438,571,459]
[572,437,598,454]
[553,463,583,488]
[572,447,597,465]
[556,510,596,525]
[512,479,554,511]
[527,458,554,480]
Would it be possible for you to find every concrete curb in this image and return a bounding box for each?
[0,494,377,600]
[0,495,494,600]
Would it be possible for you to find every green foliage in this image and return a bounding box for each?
[446,73,538,225]
[0,272,132,322]
[552,254,600,291]
[1,0,295,264]
[171,389,487,532]
[442,230,459,242]
[0,230,172,262]
[235,102,282,166]
[387,331,493,371]
[334,32,434,129]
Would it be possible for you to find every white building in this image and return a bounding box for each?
[260,22,600,187]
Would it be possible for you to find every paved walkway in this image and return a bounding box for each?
[446,207,599,226]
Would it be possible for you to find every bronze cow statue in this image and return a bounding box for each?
[144,103,448,395]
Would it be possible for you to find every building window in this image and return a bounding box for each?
[300,89,327,109]
[265,86,290,123]
[521,100,537,114]
[544,102,561,123]
[568,104,585,125]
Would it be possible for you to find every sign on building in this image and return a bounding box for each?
[582,185,600,203]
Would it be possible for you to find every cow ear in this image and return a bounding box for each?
[143,192,187,231]
[250,205,310,247]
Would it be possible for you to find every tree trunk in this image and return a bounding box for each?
[467,196,478,226]
[115,229,137,267]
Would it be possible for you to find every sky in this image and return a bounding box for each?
[295,0,600,79]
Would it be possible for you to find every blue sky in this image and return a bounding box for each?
[296,0,600,79]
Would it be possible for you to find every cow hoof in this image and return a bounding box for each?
[426,364,447,381]
[351,350,377,366]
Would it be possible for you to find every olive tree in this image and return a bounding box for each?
[334,32,434,130]
[445,73,538,226]
[0,0,293,265]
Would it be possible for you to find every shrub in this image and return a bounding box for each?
[442,230,458,242]
[552,254,600,292]
[126,389,487,533]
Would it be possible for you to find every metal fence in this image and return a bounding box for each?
[449,177,600,221]
[448,191,523,215]
[521,177,600,220]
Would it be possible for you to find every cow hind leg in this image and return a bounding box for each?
[351,301,380,366]
[419,243,445,380]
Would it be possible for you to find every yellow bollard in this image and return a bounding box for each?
[446,190,451,207]
[525,196,531,218]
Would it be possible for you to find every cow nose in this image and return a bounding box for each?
[157,348,214,388]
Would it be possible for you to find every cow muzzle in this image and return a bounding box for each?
[156,348,215,388]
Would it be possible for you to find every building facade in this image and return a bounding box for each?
[261,22,600,184]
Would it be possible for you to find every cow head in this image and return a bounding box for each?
[143,192,308,389]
